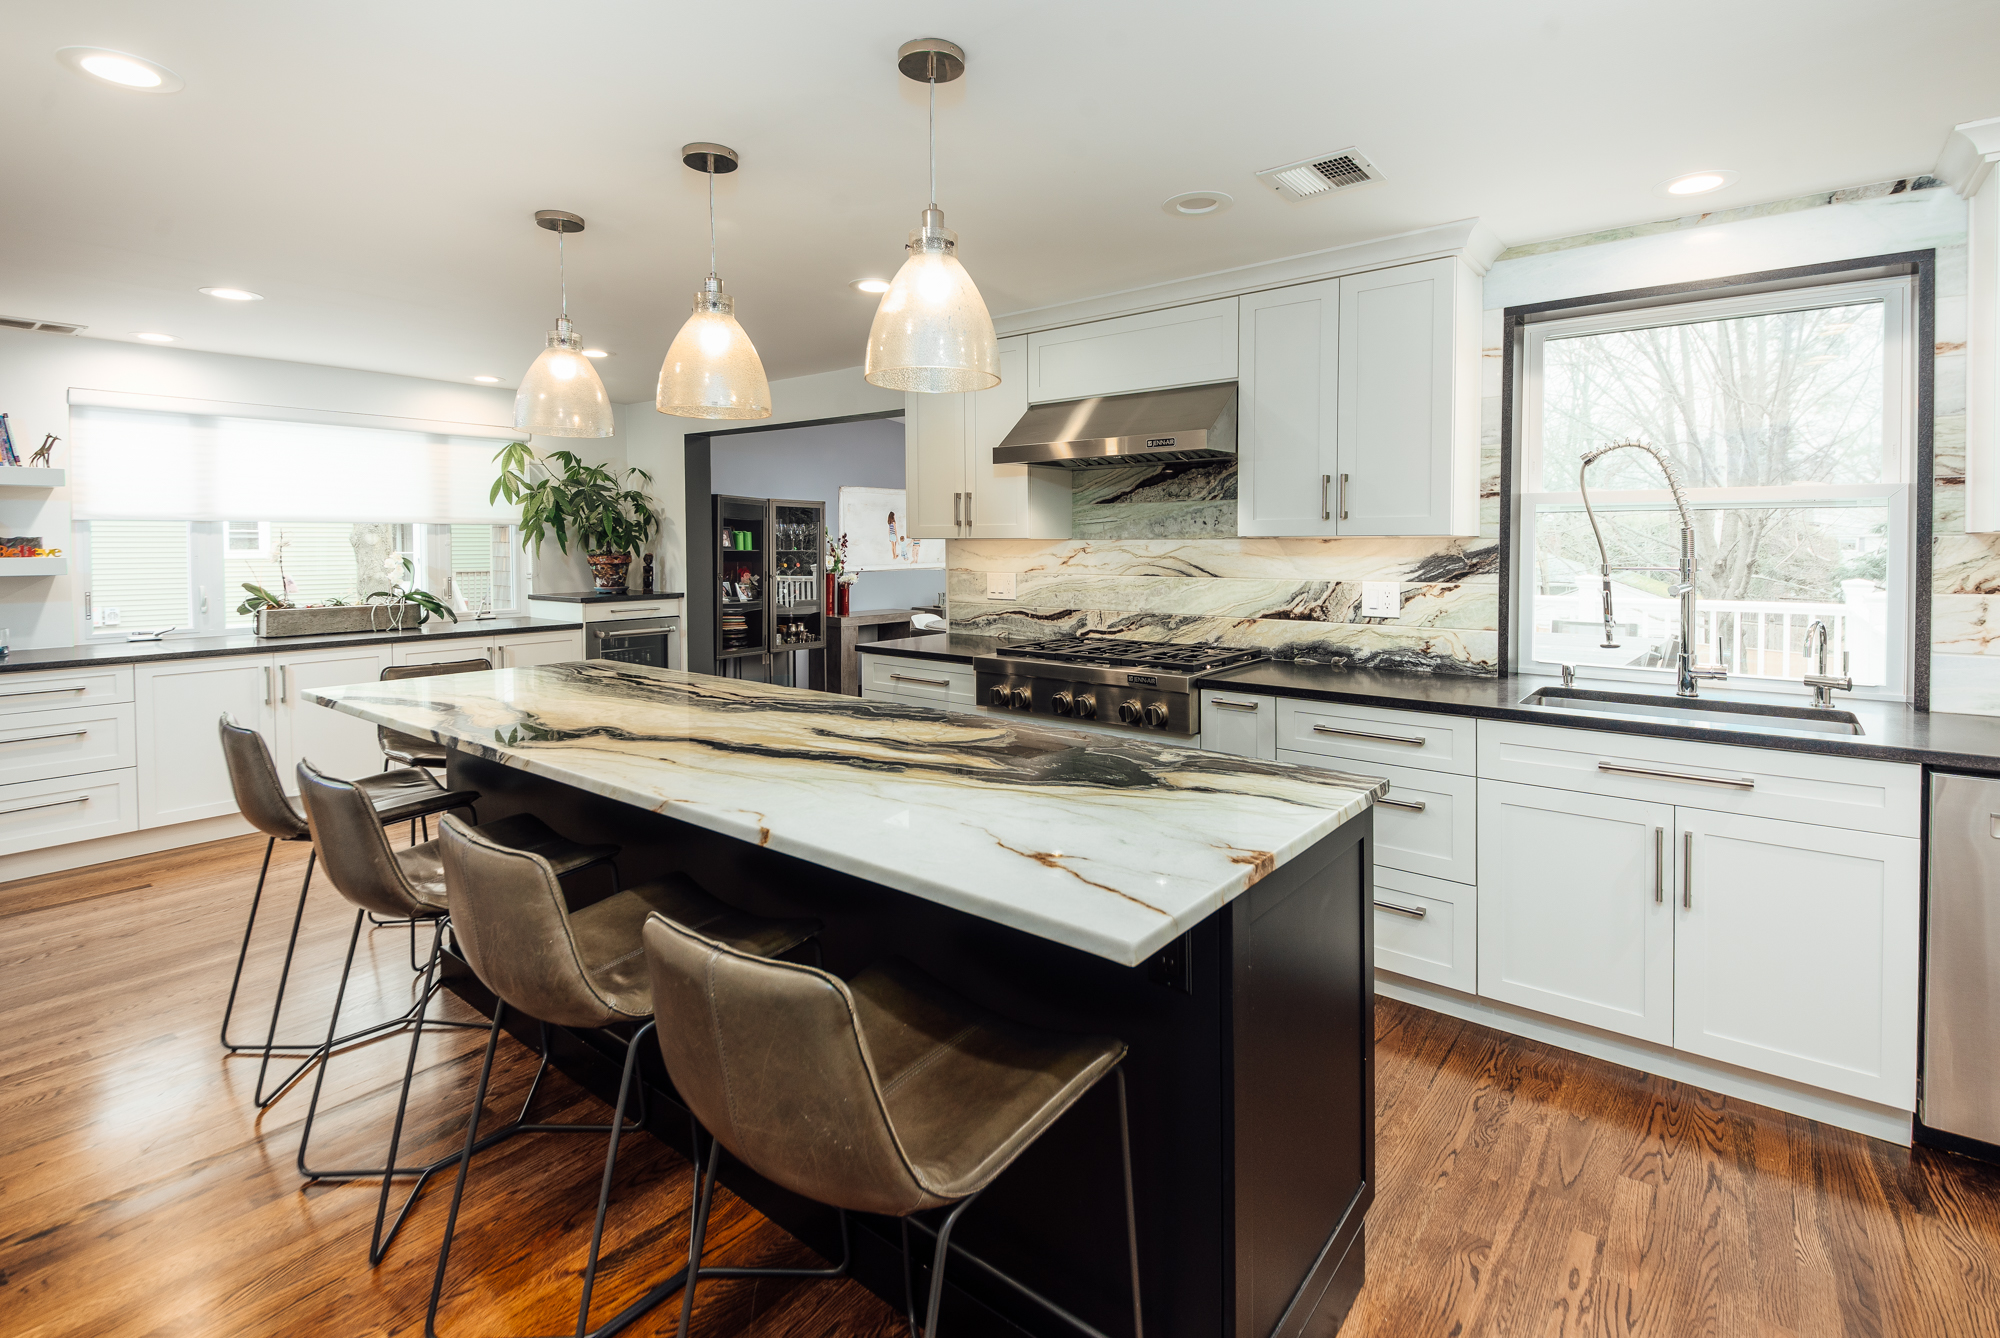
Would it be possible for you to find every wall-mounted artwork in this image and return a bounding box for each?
[838,486,942,571]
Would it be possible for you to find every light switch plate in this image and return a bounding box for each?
[985,572,1017,600]
[1361,582,1401,618]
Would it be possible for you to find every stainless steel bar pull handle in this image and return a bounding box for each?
[1376,795,1427,813]
[0,685,86,699]
[0,730,89,745]
[263,665,273,706]
[954,493,962,528]
[1320,474,1331,522]
[279,665,289,703]
[1683,830,1693,908]
[1210,698,1261,711]
[1312,723,1427,747]
[0,795,89,817]
[890,673,952,687]
[1654,826,1665,903]
[1597,761,1753,790]
[1338,473,1349,521]
[964,491,972,528]
[1374,898,1428,919]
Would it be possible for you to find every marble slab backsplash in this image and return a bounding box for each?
[948,453,1504,674]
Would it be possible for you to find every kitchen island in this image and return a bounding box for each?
[306,661,1383,1338]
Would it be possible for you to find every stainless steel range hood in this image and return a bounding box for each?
[991,381,1236,469]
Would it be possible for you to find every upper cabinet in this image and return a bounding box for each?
[905,336,1069,541]
[1024,298,1238,403]
[1239,257,1481,538]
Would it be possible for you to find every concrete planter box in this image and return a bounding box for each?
[253,604,428,638]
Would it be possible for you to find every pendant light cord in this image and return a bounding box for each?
[708,154,718,280]
[928,69,937,208]
[558,227,568,319]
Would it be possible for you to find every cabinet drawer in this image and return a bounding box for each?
[0,665,133,714]
[1277,699,1474,775]
[1477,719,1920,837]
[0,703,135,785]
[1280,749,1476,885]
[861,655,974,704]
[1373,866,1475,994]
[0,768,139,855]
[1200,690,1276,759]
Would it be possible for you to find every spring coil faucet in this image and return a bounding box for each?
[1578,439,1727,699]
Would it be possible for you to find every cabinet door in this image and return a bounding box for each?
[966,337,1067,539]
[1200,690,1276,760]
[1237,280,1339,538]
[274,646,392,787]
[498,631,585,668]
[905,389,968,539]
[1025,298,1238,402]
[1336,258,1469,536]
[1673,810,1919,1107]
[393,638,498,667]
[1477,779,1675,1043]
[136,656,275,827]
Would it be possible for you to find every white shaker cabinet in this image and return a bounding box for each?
[1477,779,1676,1045]
[905,336,1068,540]
[1198,689,1277,760]
[1672,809,1919,1107]
[494,630,586,668]
[1024,298,1238,403]
[135,657,276,827]
[1237,258,1480,538]
[272,645,393,789]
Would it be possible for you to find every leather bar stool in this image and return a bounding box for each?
[642,917,1143,1338]
[216,713,482,1106]
[293,758,620,1263]
[377,658,491,773]
[423,815,819,1338]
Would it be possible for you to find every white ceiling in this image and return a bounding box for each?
[4,0,1997,402]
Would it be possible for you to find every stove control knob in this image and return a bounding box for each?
[1051,691,1074,716]
[1011,686,1032,709]
[1144,702,1170,728]
[989,684,1010,707]
[1118,700,1143,724]
[1075,693,1097,719]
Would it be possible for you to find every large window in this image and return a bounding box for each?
[1516,276,1915,698]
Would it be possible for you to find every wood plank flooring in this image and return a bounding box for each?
[5,833,2000,1337]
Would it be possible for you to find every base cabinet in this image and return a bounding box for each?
[1477,779,1676,1045]
[136,658,275,827]
[273,645,393,789]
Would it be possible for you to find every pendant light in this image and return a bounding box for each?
[514,210,614,438]
[863,38,1000,394]
[657,144,772,419]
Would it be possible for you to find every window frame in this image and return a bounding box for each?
[1511,272,1919,701]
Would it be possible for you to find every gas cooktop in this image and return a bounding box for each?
[992,635,1266,675]
[975,636,1267,736]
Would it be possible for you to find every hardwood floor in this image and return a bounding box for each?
[5,833,2000,1337]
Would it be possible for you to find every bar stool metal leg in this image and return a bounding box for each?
[675,1134,852,1338]
[220,837,322,1057]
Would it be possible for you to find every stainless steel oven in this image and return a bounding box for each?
[587,614,681,669]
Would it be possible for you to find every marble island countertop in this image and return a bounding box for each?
[304,661,1383,966]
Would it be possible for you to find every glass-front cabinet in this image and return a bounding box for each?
[711,495,825,677]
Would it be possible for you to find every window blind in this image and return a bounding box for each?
[69,404,519,524]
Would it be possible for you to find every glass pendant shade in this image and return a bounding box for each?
[657,282,772,419]
[514,316,613,438]
[864,209,999,393]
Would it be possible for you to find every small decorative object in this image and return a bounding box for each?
[0,413,18,466]
[492,442,659,595]
[837,573,856,616]
[825,531,848,612]
[29,434,57,467]
[0,536,52,558]
[642,553,655,594]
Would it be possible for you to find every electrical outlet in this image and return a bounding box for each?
[985,571,1017,600]
[1360,582,1401,618]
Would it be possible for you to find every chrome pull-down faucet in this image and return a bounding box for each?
[1802,619,1852,709]
[1578,440,1727,699]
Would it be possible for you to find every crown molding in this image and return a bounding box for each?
[1936,116,2000,198]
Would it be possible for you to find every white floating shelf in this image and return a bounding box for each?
[0,468,65,489]
[0,557,67,576]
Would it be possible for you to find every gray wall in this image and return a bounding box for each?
[709,417,941,611]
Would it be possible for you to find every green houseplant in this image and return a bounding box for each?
[492,443,661,592]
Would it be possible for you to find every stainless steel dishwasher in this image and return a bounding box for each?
[1924,771,2000,1150]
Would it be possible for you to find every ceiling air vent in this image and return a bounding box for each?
[1255,148,1384,203]
[0,315,86,334]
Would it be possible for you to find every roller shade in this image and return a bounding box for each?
[69,403,520,524]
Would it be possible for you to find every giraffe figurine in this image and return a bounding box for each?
[28,433,57,467]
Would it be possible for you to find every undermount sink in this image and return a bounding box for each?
[1519,686,1865,736]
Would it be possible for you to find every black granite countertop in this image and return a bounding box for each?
[526,590,686,604]
[858,634,2000,770]
[0,616,583,673]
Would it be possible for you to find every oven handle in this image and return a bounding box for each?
[593,621,681,639]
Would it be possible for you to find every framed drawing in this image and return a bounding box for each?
[838,487,942,571]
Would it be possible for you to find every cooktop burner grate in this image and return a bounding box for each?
[994,635,1266,673]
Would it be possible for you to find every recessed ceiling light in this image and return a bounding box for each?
[1660,170,1738,197]
[55,47,184,94]
[472,375,502,383]
[1162,191,1234,217]
[199,287,263,301]
[131,332,175,342]
[581,348,610,358]
[851,278,891,294]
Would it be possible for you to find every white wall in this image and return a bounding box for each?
[622,365,903,598]
[0,329,628,648]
